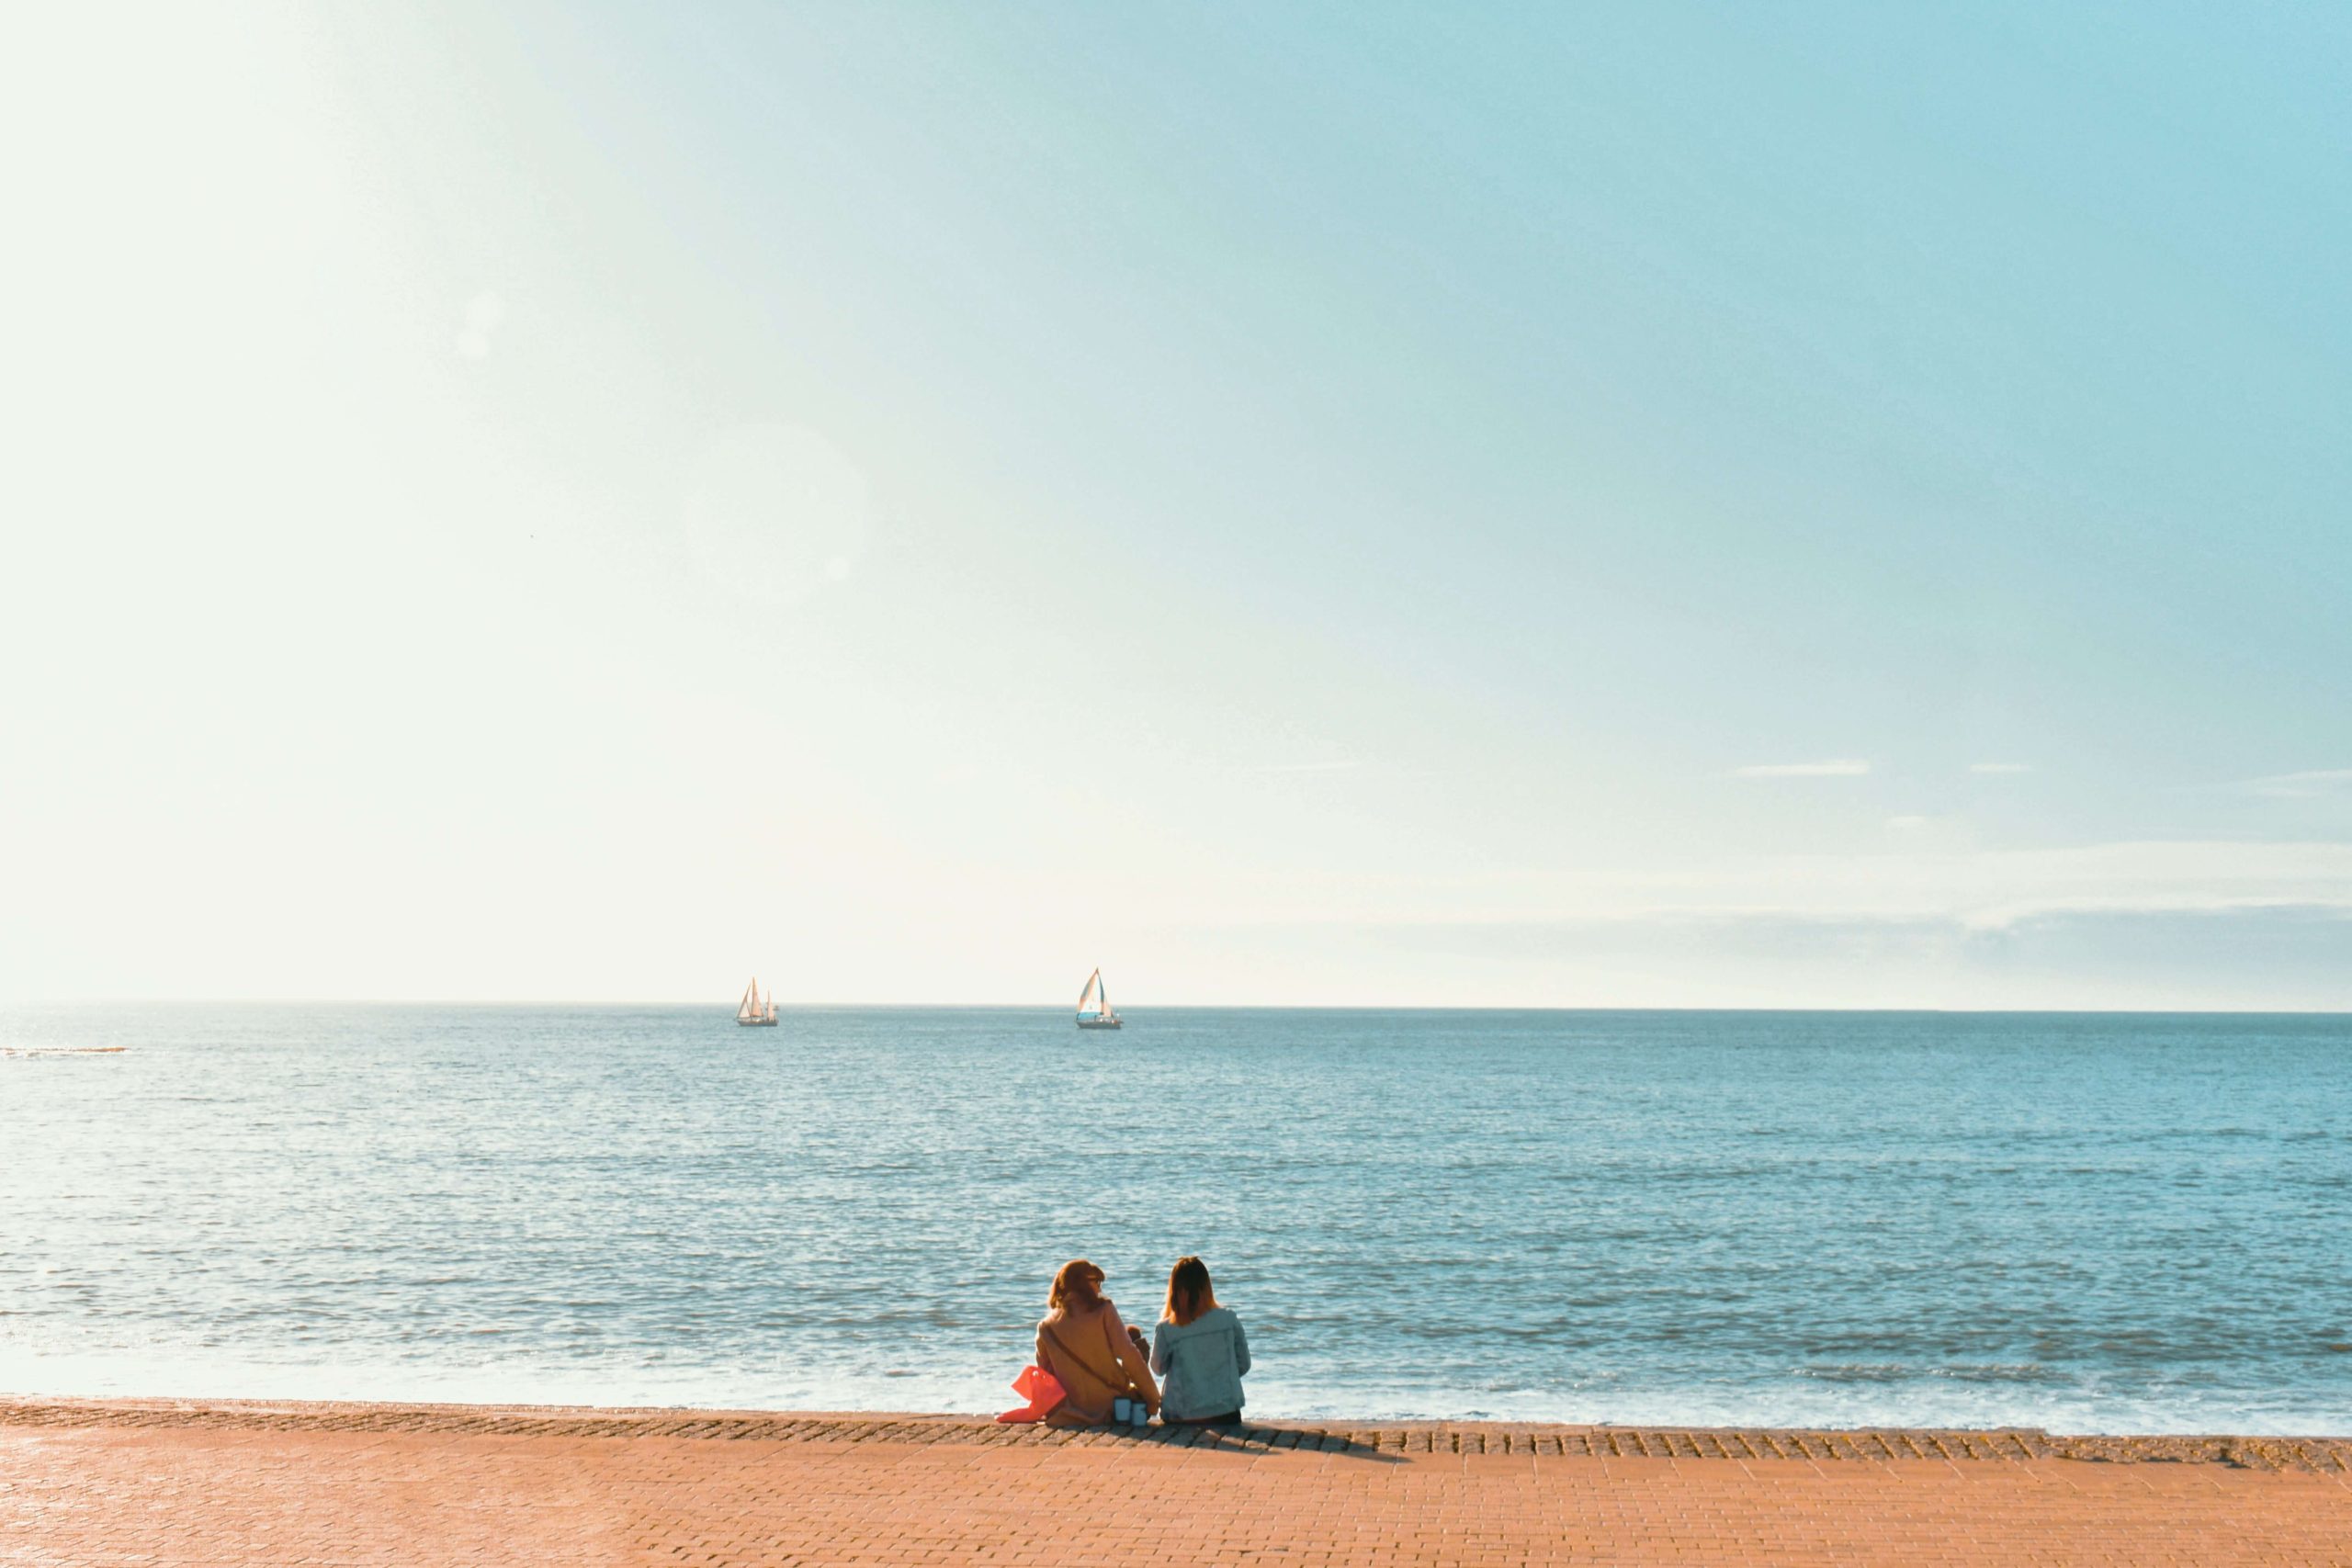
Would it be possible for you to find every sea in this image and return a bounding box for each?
[3,1005,2346,1433]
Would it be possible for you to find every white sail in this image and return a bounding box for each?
[1076,967,1122,1026]
[735,976,780,1027]
[1074,966,1122,1028]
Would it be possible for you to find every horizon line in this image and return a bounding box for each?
[6,998,2349,1018]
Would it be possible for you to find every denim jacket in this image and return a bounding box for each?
[1149,1306,1250,1420]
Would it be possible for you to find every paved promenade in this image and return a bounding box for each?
[5,1398,2348,1566]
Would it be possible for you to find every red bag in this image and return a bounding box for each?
[995,1364,1068,1424]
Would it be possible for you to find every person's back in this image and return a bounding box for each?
[1035,1259,1159,1427]
[1149,1257,1250,1425]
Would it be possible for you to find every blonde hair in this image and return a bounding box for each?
[1161,1256,1218,1326]
[1049,1258,1106,1313]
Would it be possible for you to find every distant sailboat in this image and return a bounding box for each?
[736,977,779,1027]
[1075,967,1122,1030]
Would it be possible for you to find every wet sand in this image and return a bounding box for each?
[4,1396,2347,1565]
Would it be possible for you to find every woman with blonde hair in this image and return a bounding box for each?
[1149,1256,1250,1426]
[1034,1259,1159,1427]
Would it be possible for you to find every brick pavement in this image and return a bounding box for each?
[3,1398,2347,1565]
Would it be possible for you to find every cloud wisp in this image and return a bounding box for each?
[1732,759,1871,778]
[1242,761,1363,774]
[2241,768,2352,799]
[1206,839,2352,934]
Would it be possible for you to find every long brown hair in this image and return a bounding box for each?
[1161,1256,1218,1326]
[1049,1258,1106,1314]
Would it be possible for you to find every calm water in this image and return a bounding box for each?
[2,1006,2346,1432]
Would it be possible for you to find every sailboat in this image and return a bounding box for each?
[736,977,779,1027]
[1075,967,1122,1030]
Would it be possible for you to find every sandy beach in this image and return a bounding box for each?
[6,1397,2347,1566]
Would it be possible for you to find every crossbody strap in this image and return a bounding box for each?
[1042,1318,1134,1393]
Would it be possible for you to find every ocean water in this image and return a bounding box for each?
[2,1005,2346,1433]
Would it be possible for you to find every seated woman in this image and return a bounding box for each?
[1149,1256,1250,1426]
[1035,1258,1159,1427]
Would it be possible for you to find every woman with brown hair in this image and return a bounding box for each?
[1035,1259,1159,1427]
[1148,1256,1250,1426]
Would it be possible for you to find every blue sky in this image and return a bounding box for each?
[3,3,2348,1005]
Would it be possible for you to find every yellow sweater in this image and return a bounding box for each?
[1035,1302,1159,1426]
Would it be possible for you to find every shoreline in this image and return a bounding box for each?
[6,1393,2347,1471]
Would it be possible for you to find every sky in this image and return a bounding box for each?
[3,2,2348,1009]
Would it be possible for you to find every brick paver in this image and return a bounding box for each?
[4,1398,2346,1565]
